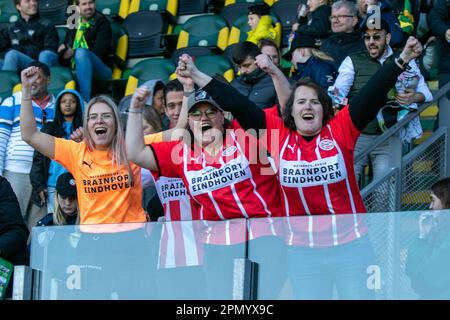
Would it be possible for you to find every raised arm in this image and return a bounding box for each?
[255,53,292,114]
[20,67,55,159]
[125,86,159,172]
[349,37,423,131]
[161,67,195,142]
[178,54,267,131]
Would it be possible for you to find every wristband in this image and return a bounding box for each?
[183,90,194,97]
[395,56,411,70]
[128,109,142,114]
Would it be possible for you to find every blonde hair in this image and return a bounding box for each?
[83,95,133,182]
[53,193,80,226]
[306,48,335,63]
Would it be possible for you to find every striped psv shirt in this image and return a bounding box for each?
[152,174,203,268]
[264,107,367,247]
[151,120,283,245]
[0,91,55,174]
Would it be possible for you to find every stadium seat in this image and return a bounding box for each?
[56,25,67,46]
[48,67,76,97]
[110,20,128,79]
[193,54,235,82]
[227,13,281,47]
[176,14,229,52]
[123,11,169,58]
[124,58,176,96]
[220,3,251,27]
[96,0,130,20]
[222,43,239,73]
[271,0,303,47]
[224,0,276,6]
[128,0,178,23]
[0,71,20,104]
[38,0,68,25]
[0,0,19,23]
[178,0,208,15]
[170,46,214,65]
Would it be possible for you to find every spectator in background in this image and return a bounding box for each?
[292,0,332,41]
[230,41,278,109]
[163,79,185,130]
[57,0,113,103]
[20,66,146,226]
[406,177,450,299]
[29,89,83,228]
[118,80,168,130]
[36,172,79,226]
[0,61,55,222]
[283,32,336,90]
[428,0,450,91]
[259,38,281,67]
[357,0,406,48]
[333,19,432,183]
[0,0,58,71]
[0,176,29,299]
[246,3,279,47]
[321,0,365,68]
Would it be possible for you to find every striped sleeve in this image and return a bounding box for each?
[0,96,15,174]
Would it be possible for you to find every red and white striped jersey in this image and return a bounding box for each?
[263,107,367,247]
[151,121,283,244]
[152,174,203,268]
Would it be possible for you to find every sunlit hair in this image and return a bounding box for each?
[308,48,335,63]
[282,77,334,131]
[332,0,358,16]
[431,178,450,209]
[83,95,133,181]
[53,193,80,226]
[143,106,163,133]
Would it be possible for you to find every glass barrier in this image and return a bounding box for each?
[29,210,450,300]
[30,219,248,300]
[248,210,450,300]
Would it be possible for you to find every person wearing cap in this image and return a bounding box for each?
[174,38,423,298]
[284,31,336,90]
[36,172,79,226]
[356,0,406,48]
[246,3,280,47]
[126,59,287,299]
[333,19,432,184]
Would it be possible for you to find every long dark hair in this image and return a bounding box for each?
[282,77,334,131]
[50,91,84,138]
[431,178,450,209]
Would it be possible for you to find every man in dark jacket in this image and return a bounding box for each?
[321,0,365,68]
[230,41,278,109]
[428,0,450,91]
[0,176,29,299]
[0,0,58,71]
[58,0,113,102]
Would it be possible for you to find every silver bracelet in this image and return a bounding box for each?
[128,109,142,114]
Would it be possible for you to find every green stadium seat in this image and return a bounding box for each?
[124,58,176,96]
[128,0,178,24]
[220,3,252,27]
[194,54,235,82]
[0,0,19,23]
[38,0,68,25]
[123,11,170,58]
[56,25,67,47]
[48,67,76,97]
[96,0,130,20]
[0,70,20,104]
[176,14,229,52]
[170,46,214,65]
[178,0,208,15]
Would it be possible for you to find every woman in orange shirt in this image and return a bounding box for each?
[20,66,146,226]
